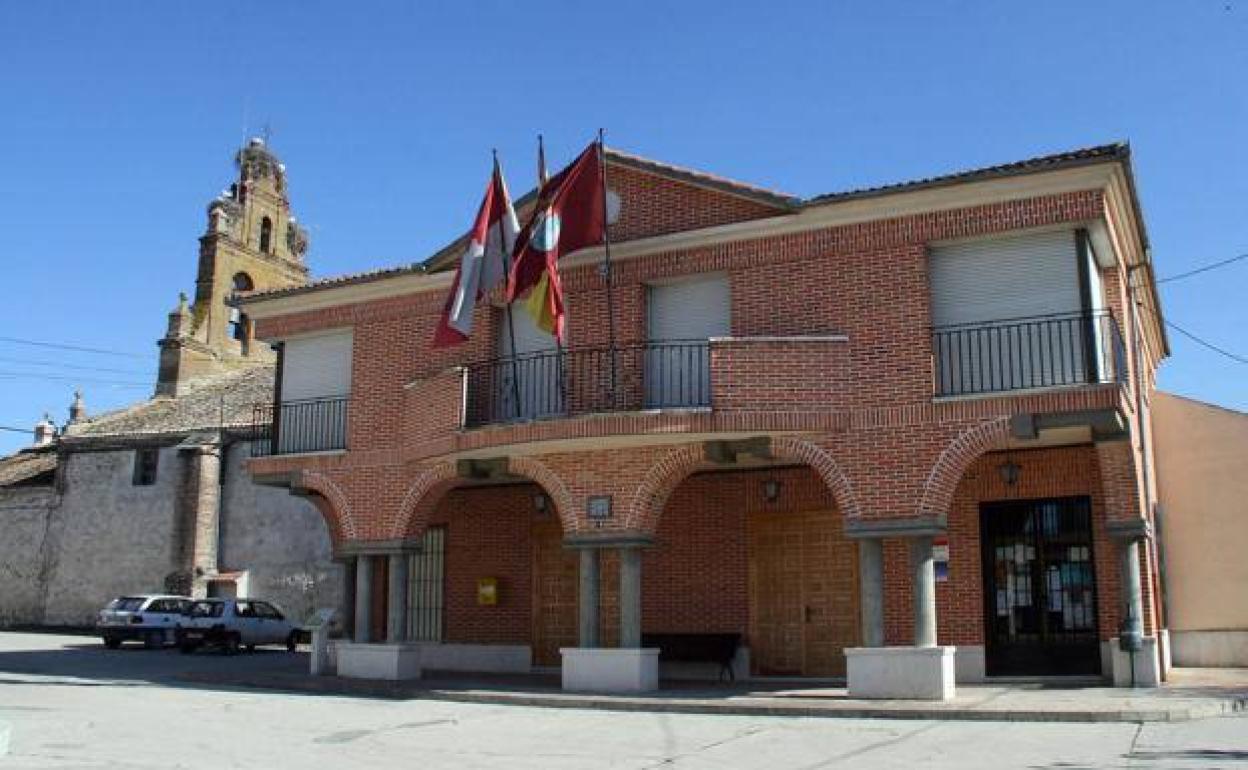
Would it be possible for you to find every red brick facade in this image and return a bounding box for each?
[246,150,1164,674]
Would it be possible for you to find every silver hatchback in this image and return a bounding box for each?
[97,594,191,649]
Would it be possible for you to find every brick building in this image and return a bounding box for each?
[238,143,1168,698]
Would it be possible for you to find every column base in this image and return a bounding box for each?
[1105,637,1162,687]
[561,648,659,692]
[845,646,957,700]
[335,642,422,681]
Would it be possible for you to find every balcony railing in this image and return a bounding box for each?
[932,310,1125,398]
[251,396,349,457]
[464,340,711,428]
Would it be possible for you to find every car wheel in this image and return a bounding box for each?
[143,630,163,650]
[103,636,121,650]
[223,633,241,656]
[286,632,299,652]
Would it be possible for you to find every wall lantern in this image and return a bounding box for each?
[997,459,1022,487]
[533,493,549,513]
[763,479,781,502]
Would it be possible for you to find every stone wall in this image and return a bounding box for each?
[0,440,338,629]
[218,441,340,625]
[0,488,58,625]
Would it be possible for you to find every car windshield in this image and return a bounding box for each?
[106,597,145,612]
[189,601,224,618]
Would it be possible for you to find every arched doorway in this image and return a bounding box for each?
[394,461,578,669]
[643,460,861,678]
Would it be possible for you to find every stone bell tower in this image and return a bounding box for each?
[156,138,310,396]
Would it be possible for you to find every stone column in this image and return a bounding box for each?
[578,549,600,648]
[910,536,937,648]
[340,558,357,639]
[619,547,642,649]
[386,553,409,644]
[354,554,374,643]
[858,538,885,647]
[1120,538,1144,637]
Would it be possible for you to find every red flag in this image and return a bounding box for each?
[433,160,519,347]
[506,142,604,341]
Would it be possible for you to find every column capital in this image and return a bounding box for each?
[562,532,654,550]
[338,538,425,556]
[1105,518,1153,542]
[845,515,946,539]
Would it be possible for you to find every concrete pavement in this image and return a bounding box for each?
[2,632,1247,769]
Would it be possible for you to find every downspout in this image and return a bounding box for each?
[1127,260,1167,656]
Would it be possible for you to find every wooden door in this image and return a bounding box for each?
[531,513,578,666]
[749,508,859,677]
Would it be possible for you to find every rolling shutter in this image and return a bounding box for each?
[647,273,731,341]
[929,230,1081,327]
[280,331,353,400]
[645,274,729,408]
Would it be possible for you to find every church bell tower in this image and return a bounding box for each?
[156,139,310,396]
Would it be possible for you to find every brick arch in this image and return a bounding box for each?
[296,470,356,545]
[625,437,861,533]
[390,457,579,540]
[916,417,1012,519]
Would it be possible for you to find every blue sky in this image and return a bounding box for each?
[0,1,1245,454]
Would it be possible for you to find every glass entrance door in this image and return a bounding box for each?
[980,496,1100,676]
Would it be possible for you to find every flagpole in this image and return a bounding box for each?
[538,134,569,416]
[494,150,524,421]
[597,129,619,407]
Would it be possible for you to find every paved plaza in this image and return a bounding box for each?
[1,632,1246,769]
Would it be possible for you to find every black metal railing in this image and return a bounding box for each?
[464,340,712,427]
[251,395,349,456]
[932,310,1126,397]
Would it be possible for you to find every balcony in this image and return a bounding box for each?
[251,396,349,457]
[932,310,1126,398]
[464,340,711,428]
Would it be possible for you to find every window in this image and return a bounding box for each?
[259,217,273,253]
[406,527,446,642]
[189,601,224,618]
[132,448,159,486]
[645,274,729,407]
[255,602,283,620]
[229,273,254,341]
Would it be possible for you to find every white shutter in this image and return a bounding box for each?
[495,309,562,420]
[930,231,1091,395]
[929,230,1081,327]
[645,274,728,408]
[647,273,731,341]
[280,331,353,401]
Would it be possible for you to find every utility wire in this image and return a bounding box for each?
[1163,319,1248,365]
[0,371,149,388]
[0,355,148,376]
[0,336,148,360]
[1157,251,1248,284]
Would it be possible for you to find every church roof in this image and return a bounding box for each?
[63,366,274,442]
[0,446,57,488]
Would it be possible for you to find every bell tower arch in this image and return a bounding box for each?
[157,138,310,396]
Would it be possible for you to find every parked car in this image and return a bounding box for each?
[176,598,304,654]
[97,594,191,650]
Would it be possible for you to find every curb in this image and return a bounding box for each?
[176,673,1248,724]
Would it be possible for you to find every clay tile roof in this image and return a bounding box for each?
[63,366,275,440]
[806,143,1129,206]
[0,446,57,488]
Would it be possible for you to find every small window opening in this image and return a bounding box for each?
[133,448,159,486]
[259,216,273,253]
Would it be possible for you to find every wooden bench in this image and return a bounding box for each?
[641,632,742,681]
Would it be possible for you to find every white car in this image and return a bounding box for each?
[177,598,304,654]
[97,594,191,649]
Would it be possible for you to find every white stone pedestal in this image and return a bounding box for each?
[1107,637,1162,687]
[336,642,422,681]
[845,646,956,700]
[561,648,660,692]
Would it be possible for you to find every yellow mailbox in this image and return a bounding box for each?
[477,577,498,606]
